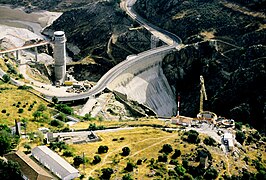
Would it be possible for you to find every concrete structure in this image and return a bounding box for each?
[53,31,66,85]
[223,132,234,151]
[4,151,53,180]
[32,146,79,180]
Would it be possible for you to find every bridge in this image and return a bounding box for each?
[0,40,50,62]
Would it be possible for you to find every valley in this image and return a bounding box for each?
[0,0,265,179]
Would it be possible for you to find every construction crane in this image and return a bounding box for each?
[199,75,207,113]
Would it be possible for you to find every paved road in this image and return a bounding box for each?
[0,0,182,103]
[122,0,182,45]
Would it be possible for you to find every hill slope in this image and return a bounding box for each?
[135,0,266,131]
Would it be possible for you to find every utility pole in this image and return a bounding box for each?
[83,152,85,174]
[177,93,180,117]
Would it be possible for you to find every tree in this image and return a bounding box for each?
[37,104,47,112]
[55,104,73,115]
[174,165,186,176]
[203,136,217,146]
[0,130,12,155]
[92,155,101,164]
[158,154,168,162]
[236,131,246,144]
[73,156,84,167]
[98,145,109,154]
[2,74,10,83]
[172,149,181,159]
[100,168,113,180]
[122,147,130,156]
[0,159,22,180]
[122,173,133,180]
[204,167,218,179]
[24,143,31,152]
[63,150,74,157]
[88,123,97,131]
[161,144,173,154]
[52,96,58,104]
[183,130,200,144]
[32,111,42,120]
[124,162,135,172]
[50,120,64,128]
[57,112,67,122]
[137,159,142,165]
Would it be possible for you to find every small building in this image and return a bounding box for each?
[32,146,79,180]
[223,133,234,151]
[4,151,53,180]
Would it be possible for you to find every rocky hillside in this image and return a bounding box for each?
[135,0,266,131]
[42,0,151,80]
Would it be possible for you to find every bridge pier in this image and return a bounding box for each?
[34,46,38,61]
[151,35,159,49]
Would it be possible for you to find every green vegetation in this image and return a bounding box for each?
[55,104,73,115]
[0,159,22,180]
[183,130,200,144]
[100,168,113,180]
[73,156,84,167]
[98,145,109,154]
[121,146,130,156]
[0,125,19,156]
[92,155,101,164]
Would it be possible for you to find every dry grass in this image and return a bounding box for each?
[0,81,52,131]
[200,30,216,40]
[172,11,187,20]
[26,67,50,84]
[69,127,200,179]
[67,127,265,179]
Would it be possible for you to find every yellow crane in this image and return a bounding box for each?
[199,75,207,113]
[197,75,218,123]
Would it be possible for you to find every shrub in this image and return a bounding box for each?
[204,167,218,179]
[124,162,135,172]
[137,159,142,165]
[122,174,133,180]
[161,144,173,154]
[236,131,246,144]
[183,130,200,144]
[122,147,130,156]
[73,156,84,167]
[203,136,217,146]
[52,96,58,104]
[171,149,181,159]
[100,168,113,180]
[55,104,73,115]
[63,150,74,157]
[174,165,186,176]
[50,120,64,128]
[37,104,47,112]
[158,154,168,162]
[92,155,101,164]
[1,109,6,113]
[98,145,109,154]
[2,74,10,83]
[18,108,24,113]
[18,85,32,90]
[57,113,67,122]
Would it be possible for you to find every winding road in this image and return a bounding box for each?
[0,0,182,103]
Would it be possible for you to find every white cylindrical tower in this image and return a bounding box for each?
[53,31,66,85]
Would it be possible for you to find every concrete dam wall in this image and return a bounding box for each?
[108,46,177,117]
